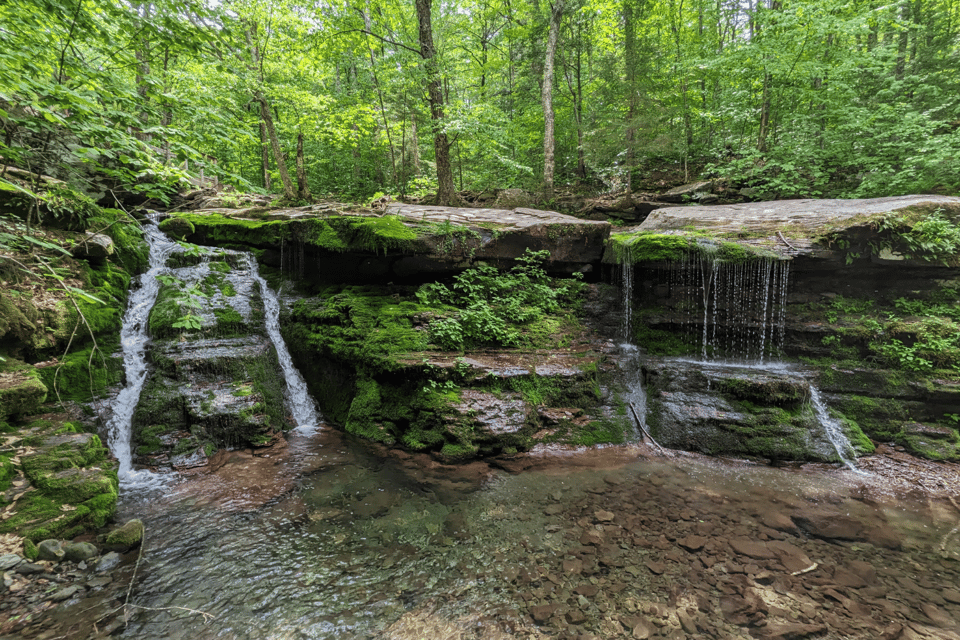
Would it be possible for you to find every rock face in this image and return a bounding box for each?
[131,246,287,467]
[609,195,960,461]
[169,203,610,283]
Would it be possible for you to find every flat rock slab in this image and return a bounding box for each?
[633,195,960,255]
[386,204,608,230]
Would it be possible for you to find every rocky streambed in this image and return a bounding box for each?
[6,428,957,640]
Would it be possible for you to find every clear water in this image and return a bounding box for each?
[107,430,959,639]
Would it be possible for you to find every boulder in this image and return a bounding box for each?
[103,519,144,551]
[70,232,114,263]
[63,541,99,563]
[36,539,65,562]
[657,181,714,203]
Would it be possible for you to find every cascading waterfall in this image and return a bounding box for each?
[107,218,321,488]
[662,252,790,362]
[248,255,320,431]
[808,386,860,471]
[106,216,178,490]
[615,244,859,469]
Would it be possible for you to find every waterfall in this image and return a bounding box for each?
[106,216,178,490]
[662,252,790,362]
[249,256,320,431]
[618,238,636,344]
[107,218,321,489]
[808,385,860,472]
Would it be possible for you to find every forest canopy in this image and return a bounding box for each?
[2,0,958,205]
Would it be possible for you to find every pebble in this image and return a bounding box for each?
[0,554,23,571]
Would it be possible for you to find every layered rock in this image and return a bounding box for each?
[131,246,287,468]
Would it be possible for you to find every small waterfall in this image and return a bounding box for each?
[249,257,320,431]
[661,252,790,362]
[808,385,860,471]
[618,238,636,343]
[106,216,178,490]
[620,344,645,443]
[107,218,321,489]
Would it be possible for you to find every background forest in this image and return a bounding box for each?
[2,0,959,207]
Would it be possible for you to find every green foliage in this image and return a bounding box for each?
[416,249,584,350]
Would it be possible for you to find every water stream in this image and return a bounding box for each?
[808,384,860,471]
[106,216,178,491]
[249,256,320,431]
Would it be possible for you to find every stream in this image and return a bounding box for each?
[93,431,960,640]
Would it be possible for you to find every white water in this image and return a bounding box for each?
[808,385,861,472]
[249,256,321,432]
[106,217,177,491]
[107,219,321,490]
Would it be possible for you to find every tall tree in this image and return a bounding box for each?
[415,0,457,205]
[542,0,564,200]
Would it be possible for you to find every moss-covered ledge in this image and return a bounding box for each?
[164,203,610,280]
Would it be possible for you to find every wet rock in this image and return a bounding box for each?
[15,563,46,575]
[529,604,560,623]
[62,542,98,563]
[594,510,615,523]
[0,554,23,571]
[565,608,587,624]
[919,603,953,627]
[751,622,828,639]
[580,530,602,546]
[36,540,64,562]
[103,519,144,551]
[645,560,666,575]
[677,535,706,552]
[49,585,81,602]
[730,539,776,560]
[95,552,121,573]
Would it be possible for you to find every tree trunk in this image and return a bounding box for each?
[257,94,295,199]
[260,120,272,191]
[246,25,295,199]
[624,0,638,192]
[134,3,153,142]
[296,131,310,201]
[414,0,457,206]
[542,0,563,201]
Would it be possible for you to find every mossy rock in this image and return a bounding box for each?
[901,422,960,461]
[103,518,144,550]
[159,217,196,240]
[0,359,47,421]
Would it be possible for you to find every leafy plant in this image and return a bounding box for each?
[416,249,584,350]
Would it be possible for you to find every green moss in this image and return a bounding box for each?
[608,231,780,265]
[715,378,810,408]
[158,216,195,240]
[0,359,47,420]
[38,345,123,402]
[23,538,38,560]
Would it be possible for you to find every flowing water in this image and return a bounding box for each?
[249,256,320,432]
[106,216,178,491]
[809,385,860,472]
[98,431,960,639]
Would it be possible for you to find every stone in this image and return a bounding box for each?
[95,552,121,573]
[580,530,602,546]
[104,519,144,550]
[565,608,587,624]
[15,562,45,574]
[730,539,776,560]
[574,585,599,597]
[49,585,81,602]
[754,622,829,639]
[70,233,114,263]
[36,539,65,562]
[920,603,953,628]
[0,554,22,571]
[529,604,560,623]
[645,560,666,575]
[657,181,714,203]
[677,535,706,552]
[631,620,656,639]
[594,510,616,522]
[62,542,99,563]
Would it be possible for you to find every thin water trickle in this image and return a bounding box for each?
[249,256,320,431]
[808,385,862,472]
